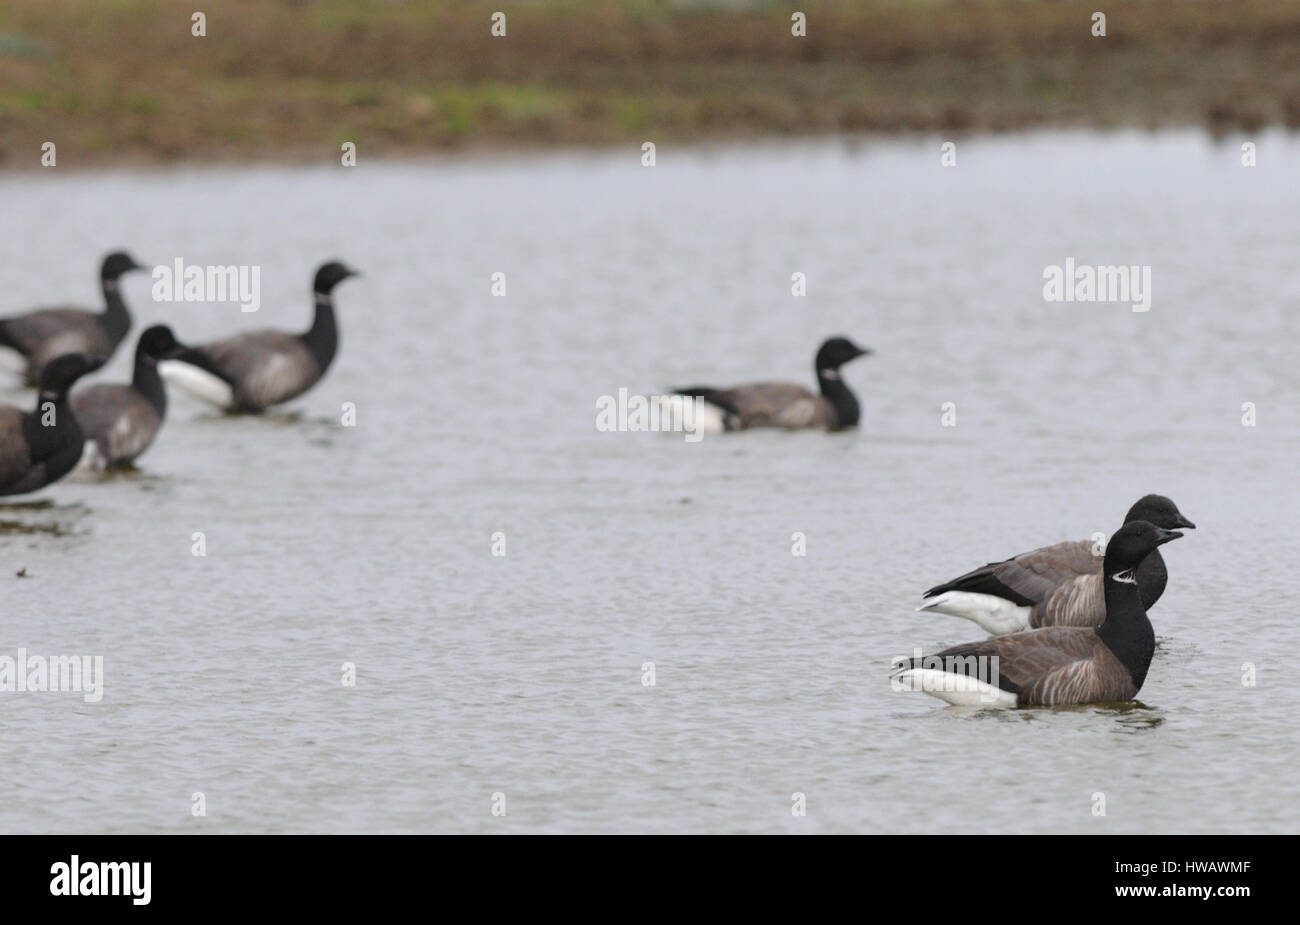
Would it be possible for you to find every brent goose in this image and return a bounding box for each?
[0,252,145,385]
[892,520,1183,707]
[71,325,178,469]
[159,260,358,413]
[918,494,1195,635]
[0,353,103,496]
[673,336,871,432]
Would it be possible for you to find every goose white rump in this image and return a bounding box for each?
[158,359,235,409]
[890,666,1018,708]
[917,591,1032,635]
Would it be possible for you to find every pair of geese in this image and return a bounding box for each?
[0,252,358,496]
[662,339,1197,711]
[898,495,1196,708]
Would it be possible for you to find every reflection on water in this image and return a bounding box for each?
[1107,703,1166,733]
[0,131,1297,833]
[934,702,1163,731]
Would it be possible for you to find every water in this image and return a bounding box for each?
[1,131,1297,833]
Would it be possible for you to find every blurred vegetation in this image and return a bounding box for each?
[1,0,1299,165]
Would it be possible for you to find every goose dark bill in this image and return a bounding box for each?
[893,522,1183,708]
[917,494,1195,635]
[160,260,357,414]
[671,336,871,432]
[0,252,145,385]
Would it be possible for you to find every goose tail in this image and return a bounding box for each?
[159,349,235,409]
[915,591,1031,636]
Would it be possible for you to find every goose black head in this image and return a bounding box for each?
[815,336,872,374]
[1104,520,1183,577]
[1125,494,1195,531]
[100,251,146,280]
[313,260,360,295]
[137,325,180,361]
[38,353,104,399]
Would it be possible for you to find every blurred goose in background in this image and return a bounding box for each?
[0,353,103,496]
[672,336,871,432]
[160,260,358,414]
[892,520,1183,707]
[918,494,1195,635]
[0,251,145,385]
[72,325,178,469]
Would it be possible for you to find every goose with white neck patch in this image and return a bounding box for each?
[672,336,871,432]
[160,260,357,413]
[892,520,1183,707]
[0,353,103,496]
[0,252,145,385]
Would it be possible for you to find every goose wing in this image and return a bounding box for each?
[71,385,161,466]
[1033,571,1105,627]
[923,539,1099,607]
[915,627,1114,705]
[699,381,827,429]
[0,308,105,356]
[187,331,320,411]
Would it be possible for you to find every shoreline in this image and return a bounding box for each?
[2,0,1299,170]
[3,109,1295,174]
[0,125,1288,177]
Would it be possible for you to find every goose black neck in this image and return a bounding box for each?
[100,280,132,344]
[132,351,167,417]
[1097,563,1157,691]
[22,388,82,459]
[1134,547,1167,611]
[301,293,339,371]
[816,369,860,428]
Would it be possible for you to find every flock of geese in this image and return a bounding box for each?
[1,266,1191,711]
[0,251,357,492]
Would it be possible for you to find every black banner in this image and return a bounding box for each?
[0,835,1280,911]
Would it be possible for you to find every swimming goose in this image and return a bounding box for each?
[71,326,178,469]
[0,353,103,496]
[159,260,358,413]
[918,494,1195,635]
[891,520,1183,707]
[0,252,145,385]
[673,336,871,432]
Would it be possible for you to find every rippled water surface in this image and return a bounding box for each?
[2,132,1298,833]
